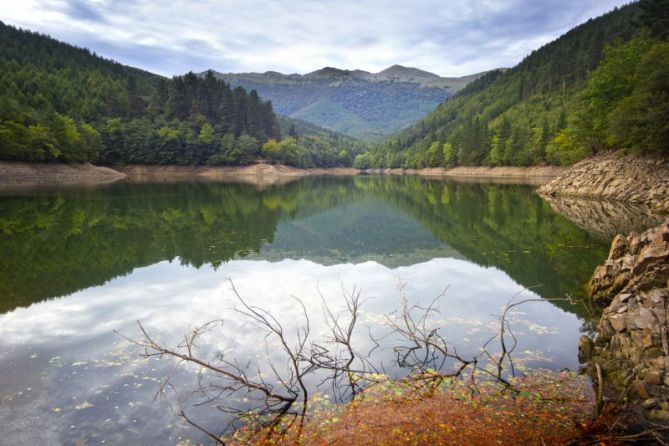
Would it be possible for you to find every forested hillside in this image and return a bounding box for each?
[274,115,369,166]
[212,67,486,140]
[0,22,358,167]
[358,0,669,169]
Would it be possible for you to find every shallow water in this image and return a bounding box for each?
[0,176,619,444]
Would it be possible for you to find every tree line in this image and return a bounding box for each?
[2,0,666,170]
[357,0,668,169]
[0,22,357,167]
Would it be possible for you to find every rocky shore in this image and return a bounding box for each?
[365,165,564,181]
[0,162,568,187]
[539,151,669,214]
[584,222,669,421]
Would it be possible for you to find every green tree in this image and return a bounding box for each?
[262,138,281,162]
[608,41,669,153]
[639,0,669,38]
[426,141,443,167]
[442,143,454,166]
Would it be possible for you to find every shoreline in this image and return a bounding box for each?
[365,165,565,179]
[0,162,566,188]
[538,151,669,214]
[0,162,126,186]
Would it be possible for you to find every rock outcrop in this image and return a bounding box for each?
[538,151,669,214]
[587,222,669,421]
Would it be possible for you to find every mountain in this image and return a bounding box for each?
[0,21,364,168]
[208,66,488,141]
[0,21,281,166]
[362,1,668,169]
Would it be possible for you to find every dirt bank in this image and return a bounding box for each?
[120,164,564,182]
[116,163,309,178]
[0,162,126,186]
[115,164,360,187]
[424,165,564,178]
[539,151,669,213]
[365,165,564,184]
[0,162,568,188]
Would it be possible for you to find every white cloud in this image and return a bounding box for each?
[0,0,631,76]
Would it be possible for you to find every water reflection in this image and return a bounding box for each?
[0,177,610,313]
[0,176,621,444]
[0,258,581,445]
[540,194,665,240]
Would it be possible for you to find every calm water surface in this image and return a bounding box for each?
[0,176,613,445]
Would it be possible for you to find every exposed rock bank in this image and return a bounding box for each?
[0,162,126,186]
[586,222,669,421]
[425,165,564,178]
[539,151,669,214]
[365,165,564,184]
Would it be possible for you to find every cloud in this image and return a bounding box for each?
[0,0,630,76]
[61,0,107,23]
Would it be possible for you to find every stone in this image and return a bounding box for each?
[644,332,657,349]
[633,307,654,329]
[632,380,651,399]
[609,234,628,259]
[609,314,627,332]
[643,347,663,360]
[644,370,663,386]
[642,289,666,306]
[620,254,636,272]
[578,336,594,363]
[630,330,654,348]
[652,308,667,324]
[618,293,632,303]
[632,238,668,276]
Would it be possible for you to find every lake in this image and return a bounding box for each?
[0,175,614,445]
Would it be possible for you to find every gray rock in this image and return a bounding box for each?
[587,222,669,421]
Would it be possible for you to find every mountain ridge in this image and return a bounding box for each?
[206,65,490,140]
[208,64,489,88]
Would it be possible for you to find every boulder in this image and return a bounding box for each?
[588,222,669,420]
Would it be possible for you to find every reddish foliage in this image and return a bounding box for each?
[228,370,596,446]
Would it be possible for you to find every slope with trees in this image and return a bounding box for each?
[0,22,359,168]
[360,1,668,169]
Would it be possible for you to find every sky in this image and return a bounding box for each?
[0,0,631,77]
